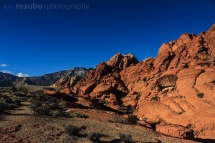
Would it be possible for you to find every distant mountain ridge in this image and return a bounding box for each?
[0,72,17,87]
[0,67,91,87]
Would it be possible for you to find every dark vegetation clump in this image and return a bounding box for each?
[186,123,192,129]
[52,109,69,117]
[64,125,84,136]
[111,115,128,124]
[127,115,138,124]
[86,132,101,143]
[197,92,204,98]
[119,133,132,143]
[151,95,159,101]
[29,104,50,115]
[71,112,89,119]
[111,115,138,125]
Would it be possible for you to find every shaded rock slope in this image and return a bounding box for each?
[50,24,215,139]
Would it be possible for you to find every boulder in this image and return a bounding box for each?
[44,90,68,99]
[156,124,194,139]
[90,83,112,98]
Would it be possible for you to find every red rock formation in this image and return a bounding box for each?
[156,124,194,139]
[49,24,215,139]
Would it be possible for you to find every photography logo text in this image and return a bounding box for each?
[4,3,89,10]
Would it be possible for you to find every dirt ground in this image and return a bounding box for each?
[0,100,200,143]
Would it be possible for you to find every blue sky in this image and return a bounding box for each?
[0,0,215,76]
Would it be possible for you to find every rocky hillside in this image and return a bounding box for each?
[0,72,17,87]
[50,24,215,140]
[24,67,90,86]
[0,67,90,86]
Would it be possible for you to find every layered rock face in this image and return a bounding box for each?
[50,24,215,139]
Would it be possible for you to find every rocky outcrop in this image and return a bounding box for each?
[44,24,215,139]
[13,77,35,86]
[156,124,194,139]
[106,53,138,69]
[52,76,82,88]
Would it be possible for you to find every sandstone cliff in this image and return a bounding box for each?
[50,24,215,139]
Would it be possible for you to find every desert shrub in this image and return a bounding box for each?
[86,132,100,143]
[127,115,138,124]
[11,86,17,92]
[136,92,141,100]
[29,104,50,115]
[64,125,81,136]
[13,92,25,97]
[30,100,42,106]
[0,101,17,112]
[178,112,183,115]
[151,95,159,101]
[71,112,88,119]
[111,115,137,125]
[19,87,29,93]
[14,99,21,105]
[49,103,60,110]
[33,90,44,95]
[197,92,204,98]
[87,133,101,143]
[128,107,136,114]
[53,109,69,117]
[0,101,8,112]
[119,133,132,143]
[111,115,128,124]
[5,98,13,103]
[186,123,192,129]
[53,109,63,117]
